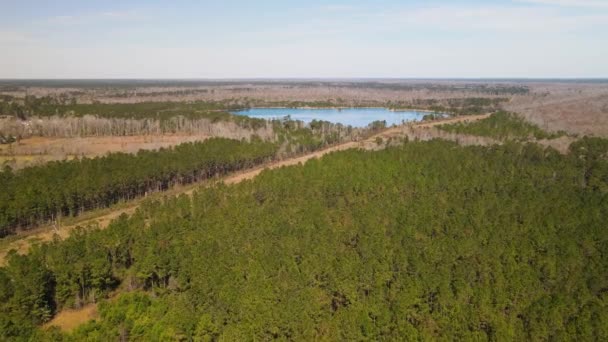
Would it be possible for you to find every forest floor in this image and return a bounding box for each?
[0,134,209,170]
[0,113,492,269]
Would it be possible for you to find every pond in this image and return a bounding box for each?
[231,107,435,127]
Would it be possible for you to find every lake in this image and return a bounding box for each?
[231,107,432,127]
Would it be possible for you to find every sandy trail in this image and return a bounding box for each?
[0,114,491,265]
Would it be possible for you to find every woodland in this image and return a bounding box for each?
[438,111,569,140]
[1,137,607,340]
[0,90,607,340]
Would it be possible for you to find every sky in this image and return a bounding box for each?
[0,0,607,78]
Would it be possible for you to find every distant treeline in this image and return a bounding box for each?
[221,97,507,117]
[0,138,277,237]
[0,97,273,139]
[1,137,606,340]
[0,96,252,122]
[387,97,508,116]
[0,97,377,144]
[438,111,569,140]
[0,115,275,140]
[0,80,531,94]
[0,95,506,122]
[340,82,530,95]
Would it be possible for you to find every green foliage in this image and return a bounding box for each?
[272,118,349,154]
[438,111,567,140]
[0,133,17,144]
[388,97,509,115]
[0,251,56,341]
[1,139,607,340]
[65,292,193,341]
[0,138,277,236]
[422,113,442,121]
[569,137,608,191]
[368,120,387,130]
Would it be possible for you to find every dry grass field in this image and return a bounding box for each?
[44,304,98,332]
[506,83,608,136]
[0,134,208,169]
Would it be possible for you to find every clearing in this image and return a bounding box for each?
[0,134,208,169]
[43,304,98,332]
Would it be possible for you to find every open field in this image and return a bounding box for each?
[505,82,608,136]
[0,134,208,169]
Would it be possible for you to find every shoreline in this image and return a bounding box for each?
[235,106,451,115]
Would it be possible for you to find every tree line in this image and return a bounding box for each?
[0,97,244,121]
[0,137,606,340]
[438,111,569,140]
[0,97,374,146]
[0,98,272,139]
[0,114,378,236]
[0,138,278,237]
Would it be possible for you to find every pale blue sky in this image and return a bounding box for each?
[1,0,607,78]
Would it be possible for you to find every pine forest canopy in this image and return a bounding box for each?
[0,138,607,340]
[0,138,278,237]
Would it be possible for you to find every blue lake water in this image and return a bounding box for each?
[231,108,431,127]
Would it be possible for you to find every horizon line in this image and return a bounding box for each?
[1,77,607,81]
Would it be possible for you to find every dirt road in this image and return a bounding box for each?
[0,113,491,265]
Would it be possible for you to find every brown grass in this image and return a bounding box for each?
[44,304,98,332]
[505,83,608,136]
[0,134,208,169]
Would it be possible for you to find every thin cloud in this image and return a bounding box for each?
[0,30,36,44]
[320,5,358,12]
[515,0,608,8]
[101,10,139,18]
[48,10,140,25]
[384,5,608,33]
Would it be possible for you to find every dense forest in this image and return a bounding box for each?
[0,138,277,237]
[1,137,607,340]
[0,117,372,237]
[386,98,508,116]
[438,111,568,140]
